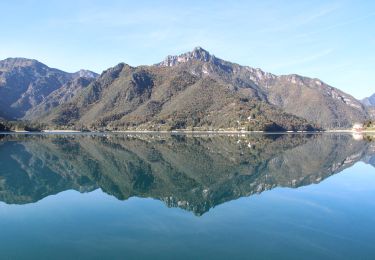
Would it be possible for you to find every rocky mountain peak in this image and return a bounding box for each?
[157,46,213,67]
[190,46,211,61]
[73,69,99,79]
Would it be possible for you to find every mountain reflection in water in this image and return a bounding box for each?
[0,133,373,215]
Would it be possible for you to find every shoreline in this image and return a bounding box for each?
[1,129,375,134]
[41,130,81,133]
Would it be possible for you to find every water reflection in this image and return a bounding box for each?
[0,133,374,215]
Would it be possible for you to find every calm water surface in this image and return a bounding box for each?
[0,133,374,259]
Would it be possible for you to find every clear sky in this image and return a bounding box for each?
[0,0,374,99]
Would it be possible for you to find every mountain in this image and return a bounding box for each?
[37,63,317,131]
[32,49,318,131]
[33,47,368,130]
[24,77,95,120]
[0,57,98,120]
[72,69,98,79]
[362,94,375,119]
[156,47,368,128]
[0,133,373,215]
[362,93,375,106]
[0,49,370,130]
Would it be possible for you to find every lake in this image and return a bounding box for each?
[0,133,374,259]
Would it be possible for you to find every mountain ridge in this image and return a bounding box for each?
[37,59,317,131]
[0,48,372,130]
[0,57,98,120]
[362,93,375,107]
[156,47,368,128]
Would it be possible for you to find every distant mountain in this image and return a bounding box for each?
[0,58,98,119]
[362,93,375,107]
[24,77,95,120]
[362,94,375,119]
[72,69,98,79]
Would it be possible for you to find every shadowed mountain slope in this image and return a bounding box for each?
[0,58,98,119]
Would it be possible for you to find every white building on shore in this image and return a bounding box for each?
[352,123,364,132]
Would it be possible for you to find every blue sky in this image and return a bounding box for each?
[0,0,374,98]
